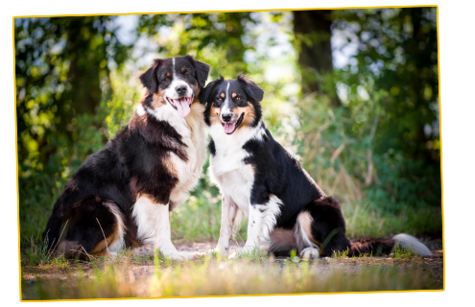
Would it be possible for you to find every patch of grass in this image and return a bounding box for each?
[333,247,350,258]
[21,256,441,300]
[235,245,268,262]
[394,245,415,260]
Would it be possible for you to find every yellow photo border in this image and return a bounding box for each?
[13,4,444,302]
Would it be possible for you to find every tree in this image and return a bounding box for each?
[15,16,129,176]
[293,10,341,106]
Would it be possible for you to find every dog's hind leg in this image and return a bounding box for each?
[56,197,126,259]
[294,211,322,259]
[295,196,356,258]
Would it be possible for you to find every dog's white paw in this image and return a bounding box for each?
[168,251,193,261]
[214,243,230,256]
[300,247,320,260]
[131,245,155,258]
[236,245,258,257]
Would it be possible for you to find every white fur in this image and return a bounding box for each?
[245,195,283,249]
[296,213,315,249]
[392,233,433,256]
[102,201,126,255]
[146,102,189,137]
[300,247,320,259]
[221,81,232,118]
[136,103,146,116]
[132,196,191,260]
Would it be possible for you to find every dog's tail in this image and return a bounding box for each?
[348,234,432,257]
[391,233,433,256]
[269,231,433,258]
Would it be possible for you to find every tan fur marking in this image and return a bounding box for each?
[209,103,222,125]
[151,90,167,109]
[297,211,321,245]
[237,102,256,129]
[90,220,120,254]
[163,153,178,179]
[136,192,166,206]
[232,93,237,98]
[193,87,201,101]
[220,93,225,98]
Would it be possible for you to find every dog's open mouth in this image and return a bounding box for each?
[166,95,194,117]
[223,113,244,134]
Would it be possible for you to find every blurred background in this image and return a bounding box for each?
[15,7,441,247]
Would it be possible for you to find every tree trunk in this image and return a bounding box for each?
[293,10,341,106]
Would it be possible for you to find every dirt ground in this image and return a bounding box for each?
[21,238,444,289]
[174,239,444,287]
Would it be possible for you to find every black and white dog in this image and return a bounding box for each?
[200,74,432,258]
[42,56,210,260]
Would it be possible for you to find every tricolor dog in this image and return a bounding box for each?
[43,55,210,260]
[200,74,432,258]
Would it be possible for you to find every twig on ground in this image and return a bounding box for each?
[96,218,110,255]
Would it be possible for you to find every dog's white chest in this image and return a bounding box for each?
[208,126,257,216]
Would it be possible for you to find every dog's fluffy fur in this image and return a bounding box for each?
[42,56,210,260]
[200,74,432,258]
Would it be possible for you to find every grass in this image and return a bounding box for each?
[394,245,415,260]
[19,225,442,300]
[21,251,441,300]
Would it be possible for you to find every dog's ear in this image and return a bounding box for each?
[187,55,211,88]
[139,59,162,93]
[199,75,224,105]
[237,73,264,102]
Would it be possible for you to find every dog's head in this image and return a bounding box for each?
[199,74,264,134]
[139,55,210,117]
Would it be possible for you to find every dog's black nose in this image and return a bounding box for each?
[176,85,187,96]
[222,113,233,122]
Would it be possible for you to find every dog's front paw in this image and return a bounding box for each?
[235,244,258,257]
[214,243,230,256]
[300,247,320,260]
[130,245,155,258]
[167,250,193,261]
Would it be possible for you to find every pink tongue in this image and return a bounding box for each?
[175,98,190,117]
[224,123,236,134]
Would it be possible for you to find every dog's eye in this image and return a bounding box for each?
[217,97,223,102]
[236,97,241,101]
[185,72,191,78]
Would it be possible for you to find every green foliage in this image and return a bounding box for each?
[15,8,441,248]
[296,8,441,236]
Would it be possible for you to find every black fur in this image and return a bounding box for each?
[42,56,210,256]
